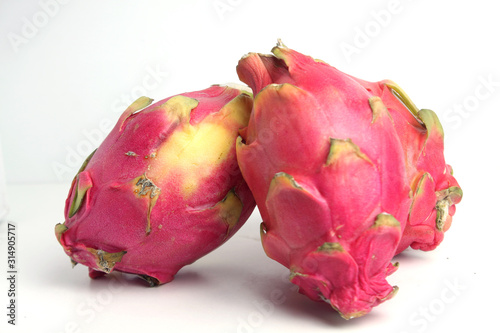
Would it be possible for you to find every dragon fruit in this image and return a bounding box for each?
[55,85,255,286]
[236,41,413,318]
[342,77,462,253]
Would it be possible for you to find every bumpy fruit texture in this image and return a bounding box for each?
[342,77,462,253]
[236,41,412,319]
[55,85,255,285]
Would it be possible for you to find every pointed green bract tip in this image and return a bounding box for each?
[132,174,160,235]
[68,150,96,218]
[435,201,448,231]
[435,186,463,230]
[414,173,433,196]
[314,58,328,64]
[383,80,421,120]
[276,38,286,48]
[217,189,243,235]
[241,90,253,98]
[218,92,253,128]
[368,96,392,123]
[76,149,96,176]
[436,186,463,203]
[373,213,400,229]
[68,172,93,218]
[119,97,154,130]
[317,242,344,253]
[160,95,199,122]
[418,109,445,138]
[271,172,302,190]
[270,39,291,65]
[213,83,253,97]
[326,138,372,166]
[55,223,68,243]
[448,186,463,202]
[381,286,399,301]
[138,275,160,287]
[129,96,154,113]
[338,309,369,320]
[87,248,127,274]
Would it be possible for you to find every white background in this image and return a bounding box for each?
[0,0,499,332]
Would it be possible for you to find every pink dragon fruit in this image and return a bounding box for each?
[55,85,255,286]
[236,41,413,318]
[342,77,462,253]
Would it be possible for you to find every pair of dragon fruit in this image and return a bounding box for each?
[55,41,462,319]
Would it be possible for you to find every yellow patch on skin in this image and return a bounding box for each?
[160,95,199,122]
[149,93,251,198]
[157,122,234,196]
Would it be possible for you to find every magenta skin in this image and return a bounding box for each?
[56,85,256,285]
[236,42,412,318]
[236,42,461,318]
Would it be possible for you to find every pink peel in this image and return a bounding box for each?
[236,41,462,318]
[236,42,411,318]
[55,85,256,285]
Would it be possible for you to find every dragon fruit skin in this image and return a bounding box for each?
[55,85,255,285]
[236,42,412,319]
[346,77,463,253]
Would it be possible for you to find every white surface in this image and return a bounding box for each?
[0,182,496,333]
[1,0,499,332]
